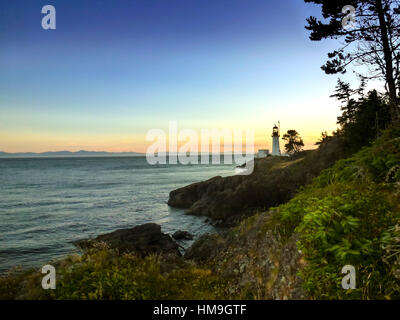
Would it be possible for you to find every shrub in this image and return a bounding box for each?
[1,247,229,300]
[296,184,400,299]
[50,249,228,300]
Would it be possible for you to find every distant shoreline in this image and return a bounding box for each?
[0,151,260,159]
[0,155,146,159]
[0,151,144,158]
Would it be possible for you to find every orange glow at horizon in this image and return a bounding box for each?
[0,127,336,154]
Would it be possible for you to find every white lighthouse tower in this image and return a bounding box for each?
[271,123,281,156]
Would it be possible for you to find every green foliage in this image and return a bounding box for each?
[315,134,400,186]
[270,131,400,299]
[0,268,35,300]
[52,250,229,300]
[296,185,400,299]
[1,248,229,300]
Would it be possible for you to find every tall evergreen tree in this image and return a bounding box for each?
[304,0,400,124]
[332,81,392,151]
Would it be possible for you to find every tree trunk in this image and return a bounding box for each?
[375,0,400,125]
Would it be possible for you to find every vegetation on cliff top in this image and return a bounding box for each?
[268,128,400,299]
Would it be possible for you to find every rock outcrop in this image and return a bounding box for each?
[168,157,301,226]
[172,230,194,240]
[75,223,180,256]
[184,214,307,300]
[184,234,226,263]
[168,139,345,226]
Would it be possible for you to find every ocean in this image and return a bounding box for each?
[0,157,235,273]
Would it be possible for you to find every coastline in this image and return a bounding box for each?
[2,133,399,300]
[0,140,342,274]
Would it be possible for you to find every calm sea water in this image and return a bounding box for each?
[0,157,235,273]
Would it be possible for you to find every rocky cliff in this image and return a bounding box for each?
[168,137,345,226]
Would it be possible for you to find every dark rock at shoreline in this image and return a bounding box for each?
[168,175,245,226]
[168,176,226,209]
[75,223,181,256]
[172,230,194,240]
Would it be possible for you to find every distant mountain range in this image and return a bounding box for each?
[0,150,144,158]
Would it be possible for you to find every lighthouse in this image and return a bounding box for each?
[271,124,281,156]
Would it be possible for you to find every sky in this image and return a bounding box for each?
[0,0,362,153]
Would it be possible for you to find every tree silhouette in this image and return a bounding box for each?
[334,82,391,151]
[304,0,400,124]
[282,130,305,154]
[315,131,333,145]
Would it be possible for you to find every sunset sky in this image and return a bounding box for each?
[0,0,363,153]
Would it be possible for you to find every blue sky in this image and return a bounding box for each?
[0,0,359,152]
